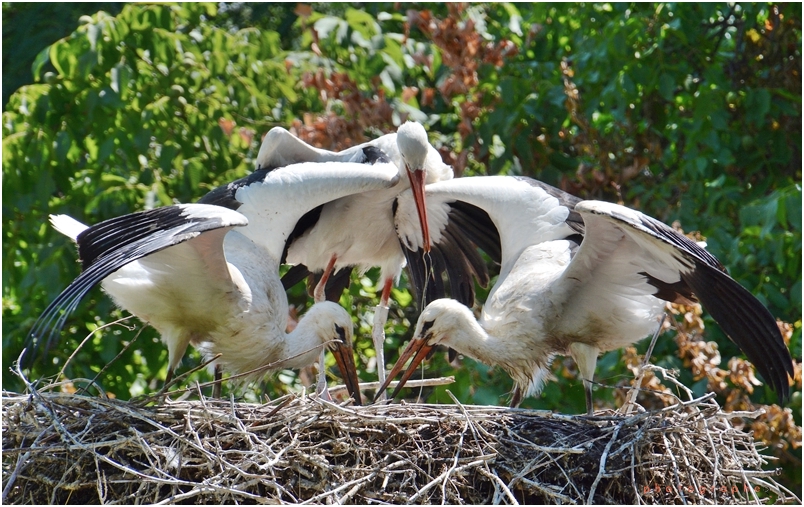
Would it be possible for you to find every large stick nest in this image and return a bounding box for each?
[2,373,799,505]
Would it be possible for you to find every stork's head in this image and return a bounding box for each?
[374,299,473,401]
[255,126,290,170]
[396,121,432,253]
[306,302,363,405]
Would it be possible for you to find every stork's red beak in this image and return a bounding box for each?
[373,336,434,402]
[331,334,363,406]
[406,167,431,253]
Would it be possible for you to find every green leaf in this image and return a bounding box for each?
[746,88,771,124]
[786,191,802,231]
[111,63,132,96]
[658,73,675,100]
[49,39,75,77]
[382,36,404,68]
[31,46,51,82]
[694,156,707,175]
[54,131,72,162]
[274,79,298,103]
[345,8,378,40]
[202,2,217,18]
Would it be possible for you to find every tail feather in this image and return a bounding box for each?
[50,214,88,241]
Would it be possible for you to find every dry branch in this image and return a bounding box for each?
[3,372,800,505]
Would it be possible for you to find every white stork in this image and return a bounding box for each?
[231,122,454,393]
[379,176,794,413]
[29,159,406,402]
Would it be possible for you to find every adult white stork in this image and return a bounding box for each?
[224,122,455,393]
[28,159,407,402]
[378,176,794,413]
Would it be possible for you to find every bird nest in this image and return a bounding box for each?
[2,369,800,505]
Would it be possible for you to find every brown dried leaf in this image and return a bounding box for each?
[218,117,236,137]
[294,3,312,18]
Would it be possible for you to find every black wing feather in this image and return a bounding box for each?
[447,201,503,264]
[360,145,391,165]
[681,261,794,402]
[319,267,354,302]
[197,166,274,210]
[398,199,501,310]
[439,227,479,307]
[635,213,726,272]
[27,206,243,366]
[584,202,793,402]
[281,264,311,291]
[281,205,324,264]
[443,218,491,289]
[402,245,445,309]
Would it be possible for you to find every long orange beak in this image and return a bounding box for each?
[406,167,431,253]
[331,335,363,406]
[373,336,434,402]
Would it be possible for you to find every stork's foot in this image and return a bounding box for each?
[317,387,334,402]
[315,348,333,401]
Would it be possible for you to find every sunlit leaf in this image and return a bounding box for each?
[31,46,51,82]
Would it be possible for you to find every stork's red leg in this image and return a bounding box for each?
[313,255,338,303]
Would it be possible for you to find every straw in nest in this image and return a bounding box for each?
[2,365,800,505]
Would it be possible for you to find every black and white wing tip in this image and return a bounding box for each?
[578,200,794,403]
[26,204,246,366]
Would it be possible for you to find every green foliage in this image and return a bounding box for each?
[1,3,125,109]
[2,3,324,396]
[3,1,800,459]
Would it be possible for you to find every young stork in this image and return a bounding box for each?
[221,122,454,394]
[379,176,795,413]
[28,159,406,402]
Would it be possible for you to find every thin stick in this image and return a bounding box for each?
[622,313,667,416]
[57,315,136,381]
[328,376,455,395]
[81,322,146,395]
[586,421,624,503]
[191,340,339,390]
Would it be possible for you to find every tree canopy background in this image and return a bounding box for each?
[2,2,801,492]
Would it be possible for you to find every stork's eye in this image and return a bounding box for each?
[334,324,346,342]
[420,319,435,336]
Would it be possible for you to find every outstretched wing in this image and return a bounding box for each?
[27,203,248,365]
[399,202,497,309]
[255,129,398,301]
[199,159,401,268]
[395,176,581,307]
[566,200,794,402]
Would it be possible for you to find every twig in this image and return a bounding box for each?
[586,420,624,503]
[621,313,666,415]
[329,375,455,394]
[3,371,798,505]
